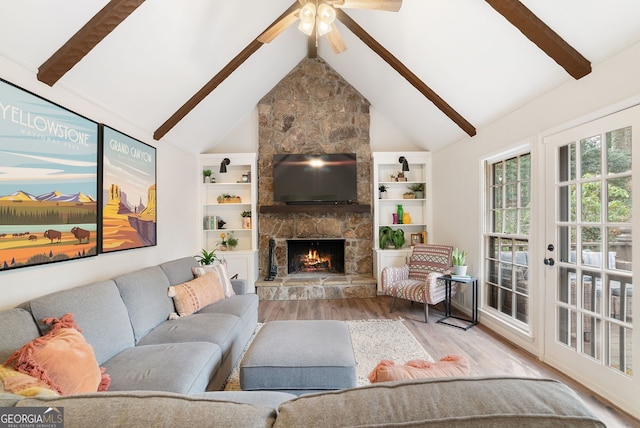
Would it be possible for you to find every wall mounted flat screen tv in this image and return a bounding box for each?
[273,154,357,204]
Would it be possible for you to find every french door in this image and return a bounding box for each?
[544,105,639,415]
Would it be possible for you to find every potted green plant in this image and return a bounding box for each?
[194,248,217,265]
[408,183,424,199]
[241,210,252,229]
[203,169,212,183]
[452,248,468,276]
[226,232,238,250]
[378,185,388,199]
[379,226,406,249]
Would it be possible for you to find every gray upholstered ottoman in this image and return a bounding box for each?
[240,320,357,395]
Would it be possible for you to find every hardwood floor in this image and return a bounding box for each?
[258,296,640,428]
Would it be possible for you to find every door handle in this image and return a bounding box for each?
[544,258,555,266]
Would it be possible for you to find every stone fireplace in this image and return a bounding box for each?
[255,57,376,300]
[287,239,345,274]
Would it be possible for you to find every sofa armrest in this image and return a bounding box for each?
[231,279,247,295]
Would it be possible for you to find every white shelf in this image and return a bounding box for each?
[372,151,432,287]
[199,153,258,292]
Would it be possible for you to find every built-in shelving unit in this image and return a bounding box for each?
[199,153,258,292]
[372,151,432,292]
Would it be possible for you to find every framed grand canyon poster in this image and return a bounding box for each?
[100,125,156,253]
[0,79,99,270]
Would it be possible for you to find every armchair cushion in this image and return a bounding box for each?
[408,244,452,281]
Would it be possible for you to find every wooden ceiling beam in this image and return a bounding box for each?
[335,9,476,137]
[485,0,591,79]
[154,3,300,141]
[38,0,145,86]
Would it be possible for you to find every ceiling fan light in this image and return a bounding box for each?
[317,3,336,23]
[298,20,315,36]
[299,3,316,23]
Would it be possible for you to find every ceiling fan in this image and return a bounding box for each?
[258,0,402,54]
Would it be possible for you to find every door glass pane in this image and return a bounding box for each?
[581,272,601,313]
[581,135,602,177]
[581,181,601,222]
[558,307,577,349]
[558,143,576,182]
[607,177,632,223]
[581,314,602,360]
[581,227,602,266]
[558,267,575,305]
[519,208,530,235]
[608,276,633,323]
[608,226,632,272]
[606,126,632,174]
[607,323,632,376]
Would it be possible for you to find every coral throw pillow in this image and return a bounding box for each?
[192,263,235,298]
[368,355,470,383]
[4,313,110,396]
[169,271,225,317]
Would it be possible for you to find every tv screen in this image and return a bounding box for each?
[273,154,357,204]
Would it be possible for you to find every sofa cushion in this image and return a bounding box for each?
[103,342,221,394]
[0,308,40,363]
[28,280,135,365]
[5,314,109,396]
[274,376,606,428]
[199,294,258,326]
[192,264,235,297]
[159,257,200,286]
[137,313,242,356]
[169,272,225,317]
[15,390,277,428]
[114,266,174,343]
[368,355,470,383]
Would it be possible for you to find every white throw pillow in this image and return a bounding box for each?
[192,262,235,297]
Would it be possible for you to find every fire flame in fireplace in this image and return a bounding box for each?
[302,248,331,270]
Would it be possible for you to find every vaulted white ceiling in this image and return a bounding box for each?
[1,1,640,155]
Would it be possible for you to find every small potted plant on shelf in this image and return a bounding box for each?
[195,248,217,265]
[452,248,468,276]
[226,232,238,250]
[378,185,388,199]
[217,193,241,204]
[408,183,424,199]
[203,169,213,183]
[241,210,252,229]
[379,226,405,249]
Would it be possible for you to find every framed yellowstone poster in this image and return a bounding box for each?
[100,125,156,253]
[0,79,99,270]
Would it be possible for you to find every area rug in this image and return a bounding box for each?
[223,319,433,391]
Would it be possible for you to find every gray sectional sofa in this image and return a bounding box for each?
[0,256,606,427]
[0,256,258,394]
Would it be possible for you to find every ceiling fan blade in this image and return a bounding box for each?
[326,23,347,54]
[257,8,301,43]
[329,0,402,12]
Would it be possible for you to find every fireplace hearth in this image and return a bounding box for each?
[287,239,345,274]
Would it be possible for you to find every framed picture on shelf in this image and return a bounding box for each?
[410,233,423,245]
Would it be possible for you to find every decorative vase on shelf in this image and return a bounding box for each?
[392,213,398,224]
[396,205,404,224]
[242,217,251,229]
[403,212,411,224]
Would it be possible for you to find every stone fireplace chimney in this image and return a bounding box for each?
[257,57,373,290]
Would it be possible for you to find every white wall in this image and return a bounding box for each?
[432,40,640,353]
[0,57,200,310]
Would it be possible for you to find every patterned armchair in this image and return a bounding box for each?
[381,244,456,322]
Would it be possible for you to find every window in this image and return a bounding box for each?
[485,153,531,328]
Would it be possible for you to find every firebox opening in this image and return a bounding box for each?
[287,239,345,274]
